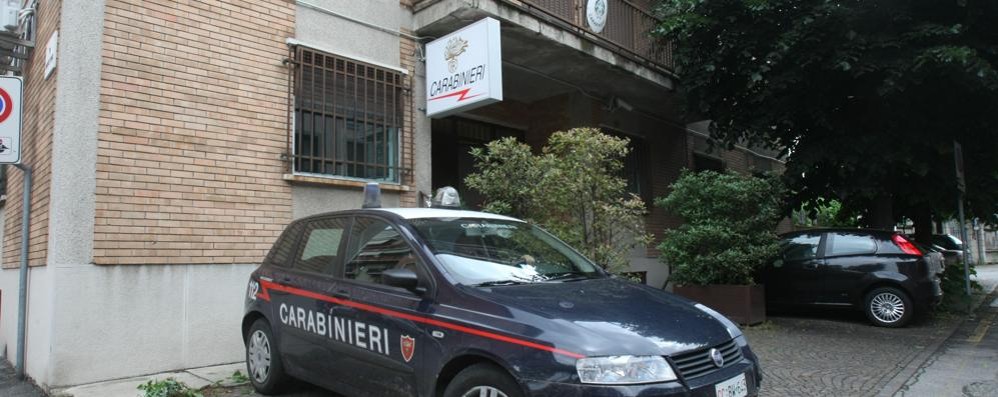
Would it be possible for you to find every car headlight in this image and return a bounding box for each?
[576,355,677,384]
[695,303,743,339]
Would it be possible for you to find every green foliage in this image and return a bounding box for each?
[228,370,249,384]
[792,198,860,228]
[137,378,202,397]
[657,170,785,285]
[654,0,998,224]
[939,260,984,312]
[465,128,651,272]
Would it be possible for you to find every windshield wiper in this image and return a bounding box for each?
[472,279,529,287]
[542,272,591,282]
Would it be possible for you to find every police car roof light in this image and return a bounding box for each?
[431,186,461,208]
[362,182,382,208]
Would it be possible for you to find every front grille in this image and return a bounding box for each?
[670,339,743,380]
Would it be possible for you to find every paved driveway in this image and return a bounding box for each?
[744,308,956,397]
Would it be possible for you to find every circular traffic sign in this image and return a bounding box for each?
[0,88,12,124]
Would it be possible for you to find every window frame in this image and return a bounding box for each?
[289,45,405,182]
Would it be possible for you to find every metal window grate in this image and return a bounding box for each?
[291,46,405,181]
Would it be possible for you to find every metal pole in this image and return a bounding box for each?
[13,164,32,379]
[957,193,971,313]
[976,218,986,265]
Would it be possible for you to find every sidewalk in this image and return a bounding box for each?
[889,265,998,397]
[51,362,247,397]
[0,360,47,397]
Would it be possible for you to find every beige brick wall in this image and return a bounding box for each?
[399,28,418,207]
[94,0,295,265]
[2,0,59,269]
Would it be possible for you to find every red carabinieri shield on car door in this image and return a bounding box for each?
[400,335,415,362]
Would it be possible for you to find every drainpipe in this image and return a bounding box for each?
[13,164,32,379]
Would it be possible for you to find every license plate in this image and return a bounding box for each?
[715,373,748,397]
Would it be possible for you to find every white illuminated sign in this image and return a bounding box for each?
[425,17,503,118]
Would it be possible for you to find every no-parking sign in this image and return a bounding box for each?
[0,76,22,164]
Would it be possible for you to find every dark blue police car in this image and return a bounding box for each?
[243,188,762,396]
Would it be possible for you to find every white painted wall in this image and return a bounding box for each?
[0,266,52,385]
[296,0,403,66]
[46,264,255,387]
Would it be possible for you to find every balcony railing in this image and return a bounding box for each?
[414,0,674,73]
[510,0,673,71]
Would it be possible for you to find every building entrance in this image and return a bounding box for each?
[431,117,524,209]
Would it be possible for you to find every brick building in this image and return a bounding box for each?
[0,0,782,389]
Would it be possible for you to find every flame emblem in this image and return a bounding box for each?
[444,36,468,74]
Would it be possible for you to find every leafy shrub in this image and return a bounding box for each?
[657,170,784,285]
[465,128,650,273]
[939,259,983,312]
[137,378,202,397]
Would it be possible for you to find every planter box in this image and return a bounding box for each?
[674,284,765,326]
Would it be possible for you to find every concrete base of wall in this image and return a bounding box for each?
[2,263,257,389]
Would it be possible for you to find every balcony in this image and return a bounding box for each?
[517,0,672,71]
[413,0,674,75]
[413,0,677,115]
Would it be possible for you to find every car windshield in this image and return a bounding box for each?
[408,218,604,286]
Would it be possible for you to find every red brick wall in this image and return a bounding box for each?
[94,0,295,265]
[2,0,59,268]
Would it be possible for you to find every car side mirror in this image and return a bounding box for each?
[772,259,784,268]
[382,268,425,294]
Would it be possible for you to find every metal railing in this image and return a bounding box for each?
[522,0,672,70]
[411,0,674,72]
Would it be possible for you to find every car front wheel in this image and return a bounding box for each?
[443,363,524,397]
[246,318,288,394]
[864,287,913,328]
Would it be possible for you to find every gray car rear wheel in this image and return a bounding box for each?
[246,318,288,394]
[864,287,914,328]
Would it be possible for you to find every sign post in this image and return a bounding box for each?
[954,141,971,313]
[0,76,30,379]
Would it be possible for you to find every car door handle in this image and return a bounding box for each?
[333,289,350,299]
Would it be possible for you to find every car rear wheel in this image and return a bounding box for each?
[444,363,524,397]
[864,287,913,328]
[246,318,288,394]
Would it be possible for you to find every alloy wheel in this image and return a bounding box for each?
[870,292,905,323]
[248,329,272,383]
[461,386,509,397]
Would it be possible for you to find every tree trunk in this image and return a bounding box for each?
[912,207,933,245]
[868,195,894,229]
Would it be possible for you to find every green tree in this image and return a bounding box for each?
[654,0,998,241]
[657,170,785,285]
[465,128,650,272]
[792,198,860,228]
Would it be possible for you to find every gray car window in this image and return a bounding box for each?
[828,233,877,256]
[294,218,350,274]
[782,234,821,261]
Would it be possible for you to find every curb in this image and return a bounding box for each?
[875,284,998,397]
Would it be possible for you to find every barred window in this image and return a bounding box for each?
[292,47,404,181]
